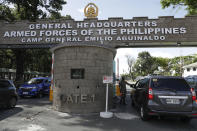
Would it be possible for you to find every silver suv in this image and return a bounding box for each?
[131,76,197,122]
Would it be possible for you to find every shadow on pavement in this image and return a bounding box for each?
[17,96,52,108]
[0,107,23,121]
[146,117,197,130]
[59,115,196,131]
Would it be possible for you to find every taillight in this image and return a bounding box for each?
[148,88,153,100]
[191,88,196,101]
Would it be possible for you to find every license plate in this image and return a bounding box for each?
[23,92,28,95]
[166,99,180,104]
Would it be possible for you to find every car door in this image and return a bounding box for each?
[133,79,145,106]
[135,79,149,106]
[0,80,10,104]
[133,80,140,105]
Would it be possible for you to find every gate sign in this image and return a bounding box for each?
[0,16,197,47]
[103,76,113,84]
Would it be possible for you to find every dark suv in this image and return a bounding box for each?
[0,79,18,108]
[131,76,197,122]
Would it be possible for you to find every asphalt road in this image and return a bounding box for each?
[0,96,197,131]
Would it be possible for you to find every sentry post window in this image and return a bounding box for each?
[71,69,85,79]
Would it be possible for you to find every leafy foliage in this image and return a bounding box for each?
[133,51,156,76]
[24,49,52,73]
[160,0,197,15]
[126,51,197,80]
[0,5,15,21]
[2,0,67,20]
[0,49,15,69]
[0,0,69,81]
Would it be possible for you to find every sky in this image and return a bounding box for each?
[60,0,197,75]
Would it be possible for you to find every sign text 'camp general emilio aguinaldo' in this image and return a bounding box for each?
[0,16,197,47]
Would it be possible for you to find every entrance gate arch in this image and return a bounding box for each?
[0,16,197,113]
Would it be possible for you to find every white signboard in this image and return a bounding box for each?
[103,76,113,84]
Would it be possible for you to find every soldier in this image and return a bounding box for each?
[119,76,132,105]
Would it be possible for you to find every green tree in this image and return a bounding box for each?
[24,49,52,73]
[126,52,197,79]
[0,5,15,21]
[3,0,67,21]
[0,49,15,69]
[169,55,197,76]
[133,51,156,76]
[161,0,197,15]
[153,57,171,75]
[0,0,68,81]
[168,56,182,76]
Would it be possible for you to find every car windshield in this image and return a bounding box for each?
[28,79,44,84]
[0,80,11,88]
[151,78,190,91]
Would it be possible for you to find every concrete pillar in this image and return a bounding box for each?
[51,43,116,113]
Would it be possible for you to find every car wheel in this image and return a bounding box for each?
[7,97,17,108]
[140,106,150,121]
[180,117,191,123]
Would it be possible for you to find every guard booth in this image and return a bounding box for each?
[50,43,116,113]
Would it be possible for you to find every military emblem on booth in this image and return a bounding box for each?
[84,3,98,18]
